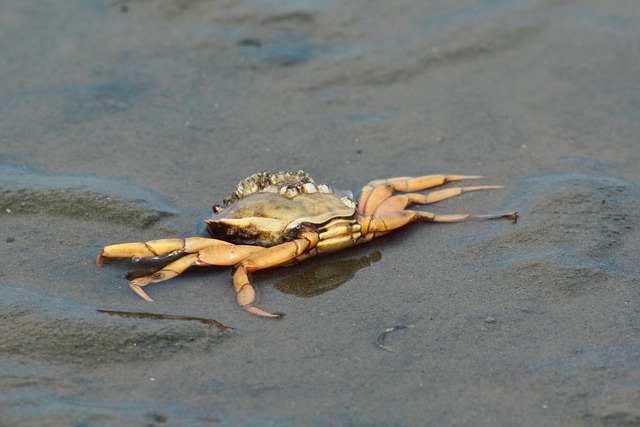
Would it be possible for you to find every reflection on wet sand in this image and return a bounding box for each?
[274,250,381,298]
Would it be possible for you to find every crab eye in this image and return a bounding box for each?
[212,204,223,214]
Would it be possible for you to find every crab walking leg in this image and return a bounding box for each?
[358,175,485,215]
[130,254,199,302]
[368,174,485,192]
[128,244,266,302]
[96,237,234,266]
[233,237,314,317]
[233,267,276,318]
[373,185,505,215]
[360,210,518,241]
[359,185,394,216]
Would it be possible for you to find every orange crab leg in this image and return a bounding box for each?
[373,185,505,215]
[360,210,517,241]
[358,174,484,215]
[366,174,484,192]
[233,237,315,317]
[127,244,266,302]
[129,253,200,301]
[96,237,233,266]
[359,185,394,217]
[126,237,317,317]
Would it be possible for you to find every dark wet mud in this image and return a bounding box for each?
[0,163,176,227]
[0,286,231,366]
[2,1,640,426]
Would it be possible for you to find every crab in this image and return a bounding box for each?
[97,170,517,317]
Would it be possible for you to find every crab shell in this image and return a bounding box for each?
[205,171,357,247]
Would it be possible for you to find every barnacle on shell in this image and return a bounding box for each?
[222,170,334,207]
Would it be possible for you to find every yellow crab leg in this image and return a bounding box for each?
[129,254,200,302]
[360,210,518,241]
[359,185,394,216]
[358,174,484,215]
[233,266,279,318]
[366,174,484,192]
[232,237,315,317]
[96,237,233,266]
[127,245,266,302]
[373,185,505,215]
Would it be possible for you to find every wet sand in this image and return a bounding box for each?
[2,1,639,425]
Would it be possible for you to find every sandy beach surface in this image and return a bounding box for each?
[1,1,639,425]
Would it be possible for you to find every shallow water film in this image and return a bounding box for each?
[1,1,639,425]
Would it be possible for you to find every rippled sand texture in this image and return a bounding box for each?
[1,1,639,425]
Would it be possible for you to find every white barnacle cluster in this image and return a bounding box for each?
[339,194,357,210]
[223,170,334,205]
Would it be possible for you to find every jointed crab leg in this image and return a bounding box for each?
[356,175,516,240]
[373,185,505,215]
[365,174,484,191]
[233,236,316,317]
[100,235,317,317]
[129,253,200,301]
[126,243,266,300]
[360,209,517,241]
[358,174,485,215]
[96,237,234,266]
[98,237,287,315]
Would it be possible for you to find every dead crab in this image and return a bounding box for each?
[97,170,517,317]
